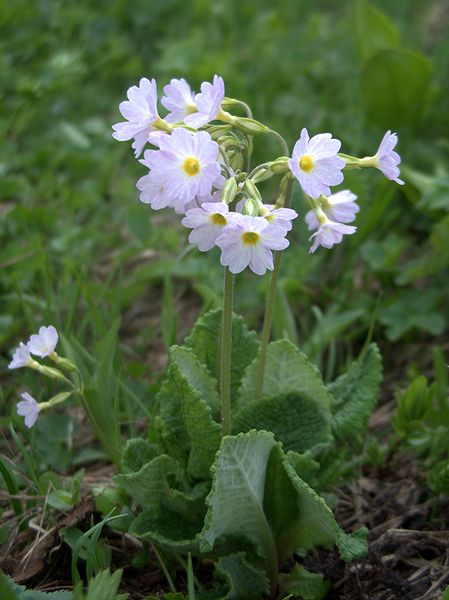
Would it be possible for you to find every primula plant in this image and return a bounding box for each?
[8,74,403,598]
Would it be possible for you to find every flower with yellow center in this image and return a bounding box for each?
[138,128,221,213]
[289,128,345,199]
[216,214,290,276]
[182,202,231,252]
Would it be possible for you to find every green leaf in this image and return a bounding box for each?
[121,438,158,473]
[352,0,400,62]
[286,451,321,488]
[84,569,127,600]
[185,308,260,402]
[237,340,333,415]
[279,564,330,600]
[361,48,432,130]
[392,376,434,436]
[328,344,382,441]
[233,392,332,453]
[216,552,269,600]
[158,346,222,479]
[0,570,72,599]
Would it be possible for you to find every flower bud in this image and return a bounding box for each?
[49,352,78,372]
[242,179,262,203]
[220,97,241,110]
[29,361,67,381]
[269,157,289,174]
[242,198,259,216]
[232,117,270,135]
[251,168,274,184]
[220,177,238,204]
[208,124,233,140]
[229,150,245,172]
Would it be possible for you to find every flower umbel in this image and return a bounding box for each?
[289,128,345,199]
[17,392,40,428]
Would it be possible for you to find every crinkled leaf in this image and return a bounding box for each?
[130,505,201,553]
[286,451,321,489]
[238,340,333,414]
[233,392,332,453]
[328,344,382,440]
[216,552,269,600]
[0,570,72,598]
[121,438,157,473]
[279,564,330,600]
[185,308,259,402]
[157,346,222,479]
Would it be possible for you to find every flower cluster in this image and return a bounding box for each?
[8,325,68,428]
[112,74,404,261]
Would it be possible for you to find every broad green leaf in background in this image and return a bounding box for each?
[233,391,332,453]
[185,308,260,402]
[352,0,400,62]
[361,48,432,130]
[328,343,382,441]
[120,438,158,474]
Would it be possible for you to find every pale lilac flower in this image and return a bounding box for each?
[27,326,59,358]
[262,205,298,231]
[305,190,359,230]
[216,215,289,275]
[372,131,404,185]
[182,189,222,214]
[161,79,197,123]
[309,219,356,254]
[17,392,40,428]
[8,343,32,370]
[184,75,225,129]
[182,202,234,251]
[289,128,345,198]
[137,128,221,213]
[112,78,160,157]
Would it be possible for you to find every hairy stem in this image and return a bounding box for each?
[220,267,235,435]
[255,178,293,402]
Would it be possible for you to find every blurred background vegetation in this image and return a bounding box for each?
[1,0,448,422]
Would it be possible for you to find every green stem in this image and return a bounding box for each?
[255,178,293,402]
[220,267,234,436]
[268,129,289,157]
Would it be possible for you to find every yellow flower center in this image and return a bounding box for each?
[211,213,227,226]
[299,154,314,173]
[182,156,201,177]
[265,214,274,222]
[242,231,260,245]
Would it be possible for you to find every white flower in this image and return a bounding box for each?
[373,130,404,185]
[17,392,40,428]
[305,190,359,230]
[184,75,225,129]
[112,78,160,157]
[309,219,356,253]
[27,325,59,358]
[161,79,197,123]
[9,343,32,370]
[289,128,345,198]
[137,128,221,213]
[216,215,289,275]
[182,202,234,251]
[262,205,298,231]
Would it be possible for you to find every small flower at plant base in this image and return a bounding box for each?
[112,78,164,157]
[216,216,289,275]
[138,128,221,213]
[305,190,359,230]
[289,128,345,199]
[8,342,32,369]
[184,75,225,129]
[261,205,298,232]
[162,78,197,123]
[16,392,40,428]
[27,325,59,358]
[309,218,357,254]
[182,202,235,251]
[371,130,404,185]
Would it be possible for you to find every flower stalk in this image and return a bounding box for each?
[220,267,235,436]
